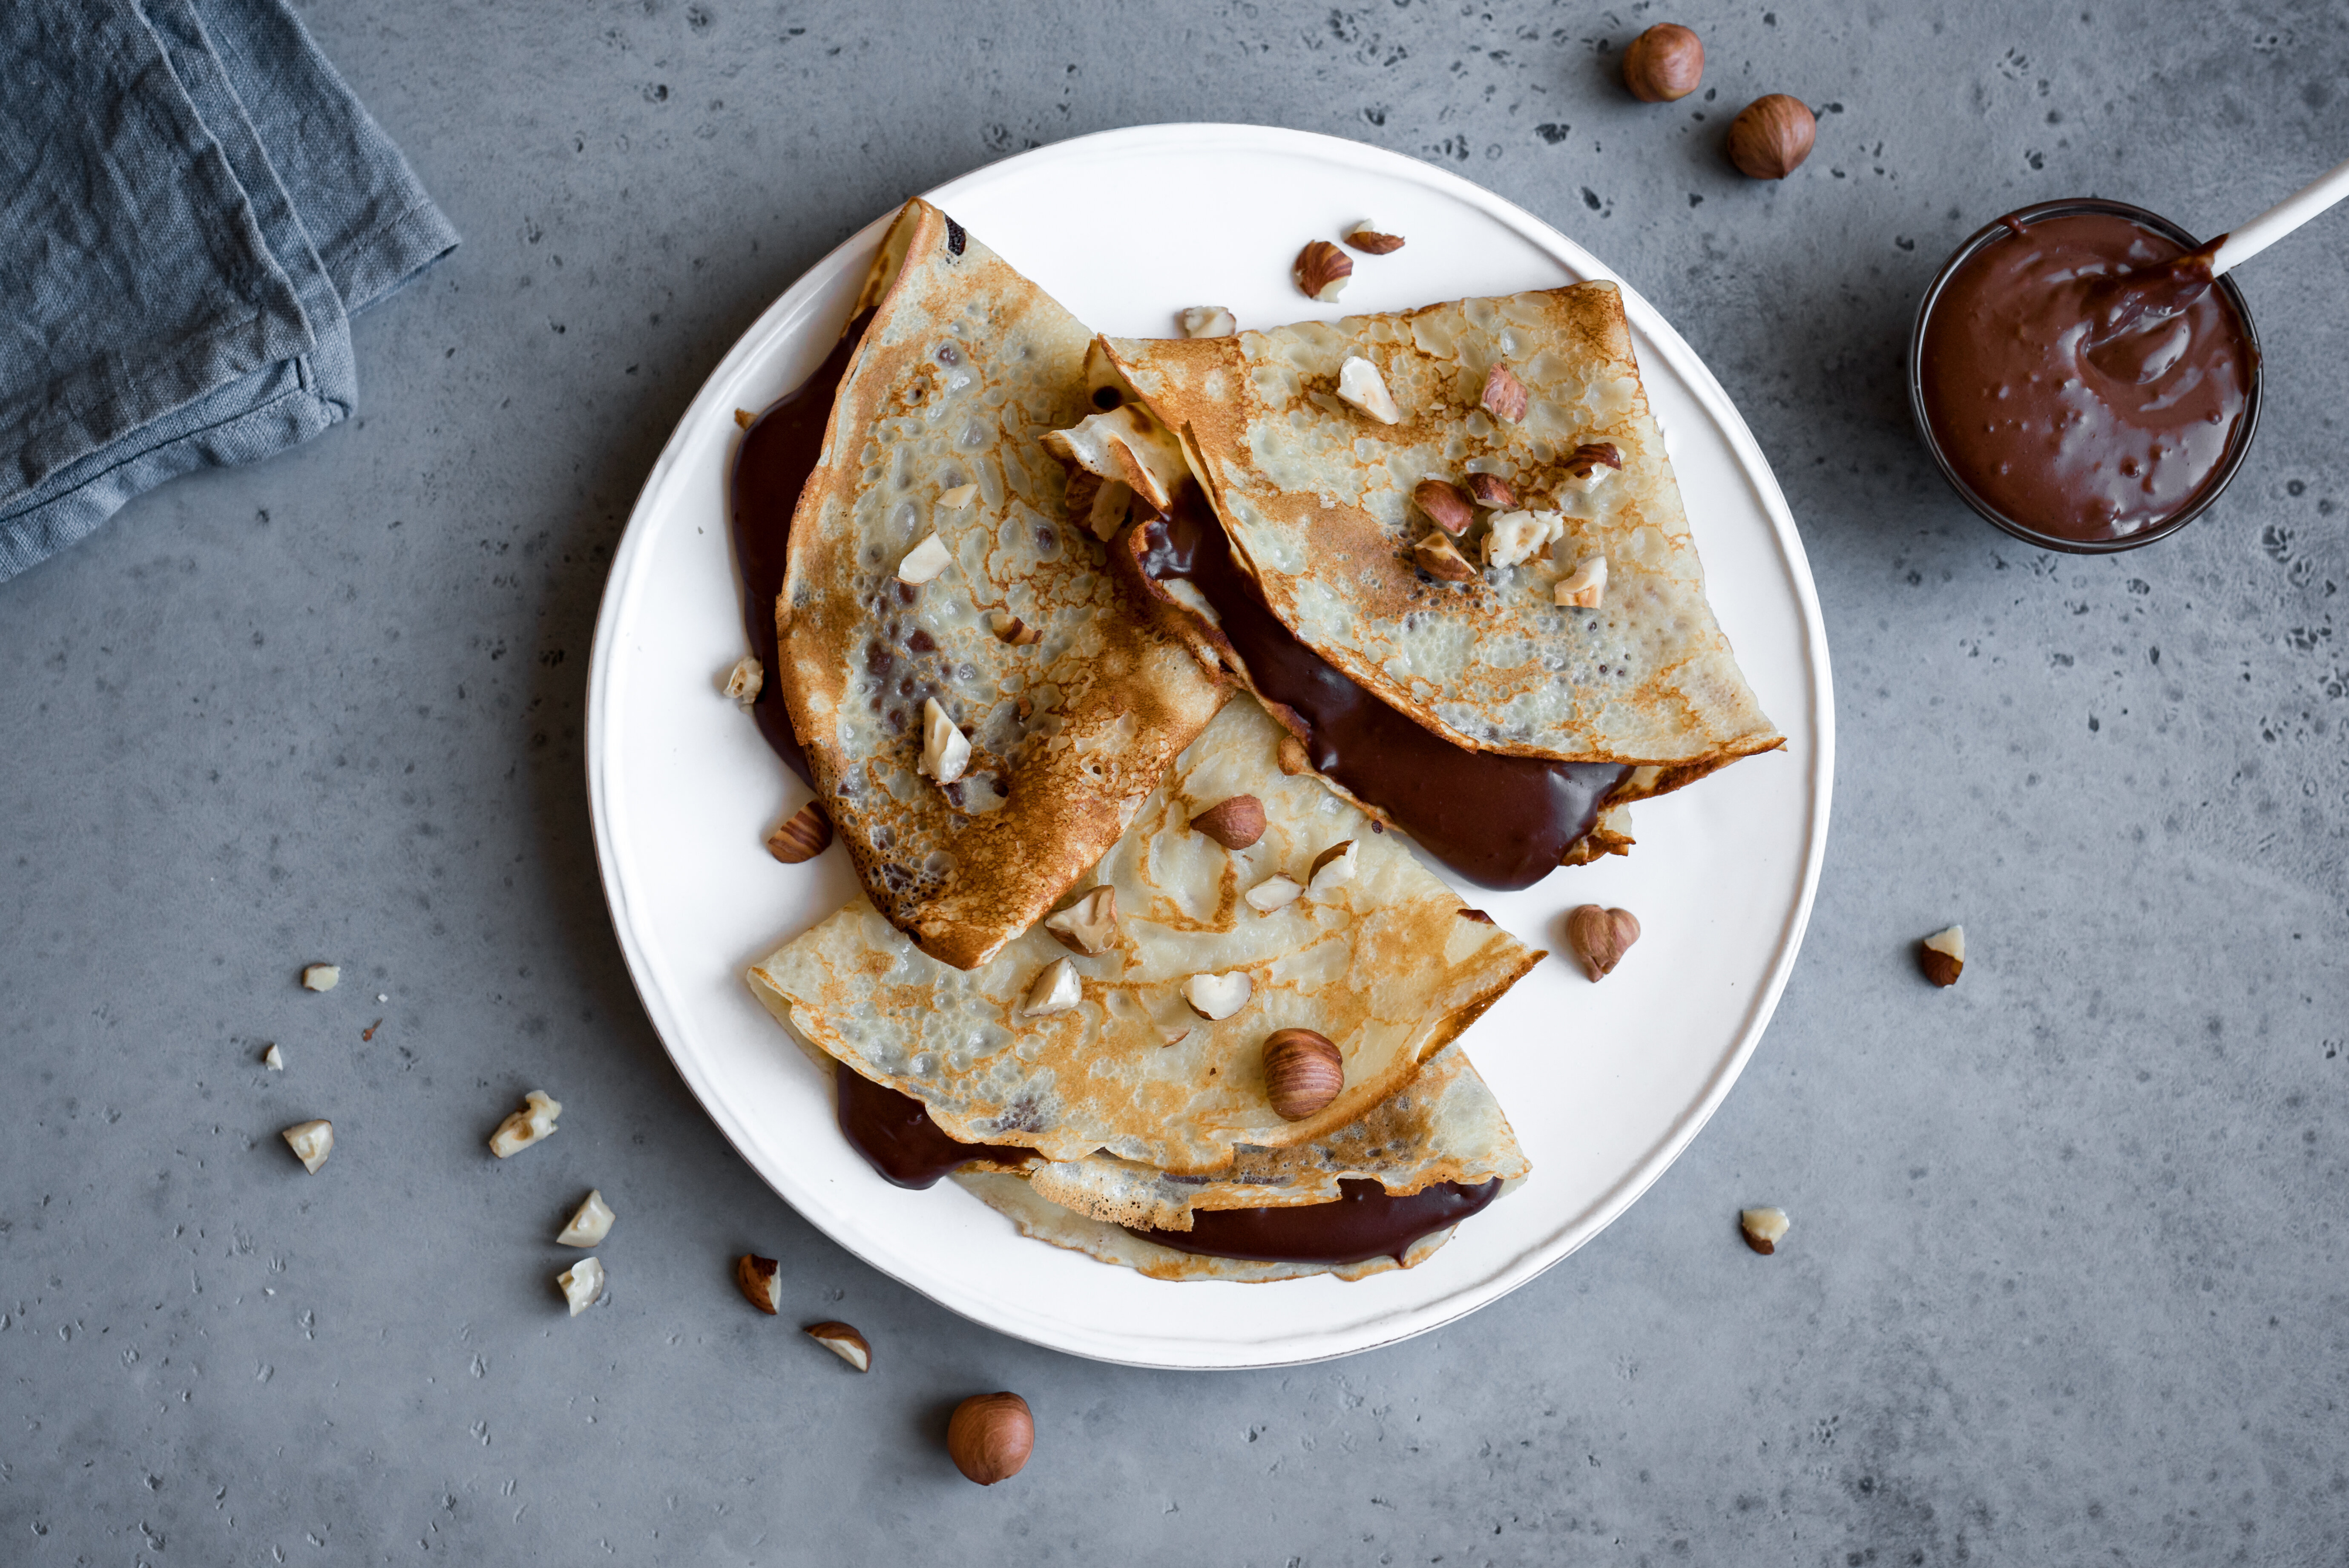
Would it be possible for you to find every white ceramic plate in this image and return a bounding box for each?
[586,124,1833,1369]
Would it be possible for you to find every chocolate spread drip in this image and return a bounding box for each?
[1918,212,2255,542]
[1128,1176,1504,1266]
[1133,486,1627,889]
[834,1064,1037,1190]
[729,309,877,785]
[835,1067,1499,1264]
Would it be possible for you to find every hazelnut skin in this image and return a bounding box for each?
[1622,24,1705,103]
[947,1392,1035,1485]
[1726,95,1817,180]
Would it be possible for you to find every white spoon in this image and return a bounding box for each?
[2082,154,2349,360]
[2209,154,2349,276]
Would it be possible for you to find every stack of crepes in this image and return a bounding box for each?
[743,199,1777,1281]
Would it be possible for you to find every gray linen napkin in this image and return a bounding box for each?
[0,0,458,582]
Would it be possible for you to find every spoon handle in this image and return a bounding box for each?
[2210,155,2349,277]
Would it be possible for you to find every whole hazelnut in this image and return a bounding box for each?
[1262,1028,1345,1121]
[947,1392,1035,1485]
[1190,794,1267,850]
[1622,23,1704,103]
[1565,904,1641,981]
[1727,95,1816,180]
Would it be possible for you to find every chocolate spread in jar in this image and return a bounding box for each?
[1127,1176,1503,1266]
[1917,211,2256,544]
[729,309,877,785]
[1132,484,1628,889]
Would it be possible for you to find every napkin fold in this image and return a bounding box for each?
[0,0,459,582]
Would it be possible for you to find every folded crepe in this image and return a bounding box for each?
[955,1170,1519,1284]
[776,199,1226,970]
[747,696,1541,1174]
[1014,1036,1524,1227]
[1096,283,1780,785]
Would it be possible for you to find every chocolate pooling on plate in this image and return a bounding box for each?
[731,310,877,786]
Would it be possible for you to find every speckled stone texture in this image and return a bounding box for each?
[3,3,2344,1562]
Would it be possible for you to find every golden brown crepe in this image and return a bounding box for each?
[747,697,1541,1174]
[1098,283,1781,773]
[1019,1038,1527,1231]
[776,199,1225,970]
[954,1169,1509,1283]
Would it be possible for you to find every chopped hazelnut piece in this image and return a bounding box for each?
[1483,510,1566,568]
[1179,305,1237,338]
[737,1254,784,1314]
[989,610,1041,645]
[765,802,833,863]
[805,1321,873,1371]
[262,1043,285,1071]
[1561,442,1624,490]
[557,1189,616,1247]
[488,1090,562,1158]
[1740,1207,1790,1255]
[1021,958,1082,1018]
[1293,240,1353,302]
[1182,971,1253,1021]
[1334,356,1400,424]
[1343,223,1406,254]
[281,1119,334,1173]
[300,964,339,992]
[1413,531,1477,583]
[1307,840,1359,897]
[896,532,952,585]
[722,655,763,706]
[1411,478,1474,535]
[556,1257,606,1316]
[1481,363,1529,423]
[920,698,972,785]
[937,483,978,509]
[1043,887,1119,955]
[1464,472,1516,509]
[1244,875,1304,914]
[1554,557,1607,608]
[1919,925,1966,987]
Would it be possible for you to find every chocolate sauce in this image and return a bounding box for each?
[1918,212,2256,543]
[834,1064,1037,1190]
[1128,1177,1503,1266]
[729,309,877,785]
[1135,487,1627,889]
[835,1066,1498,1263]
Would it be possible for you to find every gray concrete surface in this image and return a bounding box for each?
[5,2,2346,1562]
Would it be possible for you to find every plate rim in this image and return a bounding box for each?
[584,121,1836,1369]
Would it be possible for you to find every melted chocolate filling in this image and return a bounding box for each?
[1136,486,1628,889]
[835,1071,1495,1264]
[1127,1177,1503,1266]
[835,1065,1038,1190]
[755,324,1509,1265]
[729,308,877,785]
